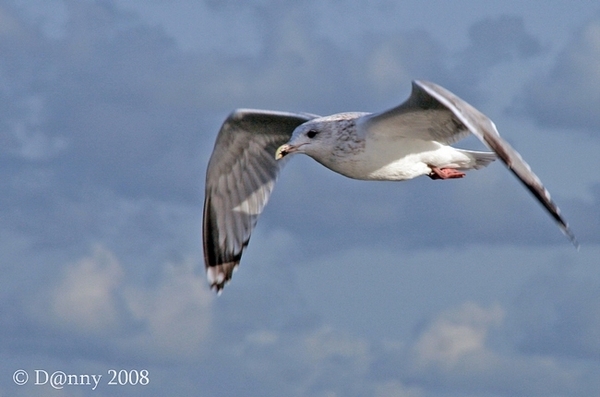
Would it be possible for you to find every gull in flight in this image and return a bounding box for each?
[203,80,578,293]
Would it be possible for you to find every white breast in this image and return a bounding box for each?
[326,136,471,181]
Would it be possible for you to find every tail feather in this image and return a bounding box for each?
[459,149,497,170]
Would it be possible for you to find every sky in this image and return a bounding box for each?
[1,0,600,396]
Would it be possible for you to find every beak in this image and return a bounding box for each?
[275,143,295,160]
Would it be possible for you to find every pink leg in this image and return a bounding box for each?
[428,166,465,180]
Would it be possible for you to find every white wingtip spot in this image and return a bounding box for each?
[206,263,239,294]
[206,267,218,285]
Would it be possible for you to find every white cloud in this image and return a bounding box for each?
[304,325,370,368]
[400,299,600,396]
[49,245,123,334]
[219,323,374,396]
[122,258,213,360]
[296,326,372,395]
[412,302,504,368]
[29,245,213,360]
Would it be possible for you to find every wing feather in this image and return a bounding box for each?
[364,82,471,144]
[414,80,578,247]
[203,109,318,292]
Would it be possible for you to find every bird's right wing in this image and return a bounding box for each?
[203,109,318,293]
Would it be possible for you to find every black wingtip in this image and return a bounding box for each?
[564,226,580,251]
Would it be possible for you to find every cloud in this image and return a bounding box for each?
[0,1,207,204]
[374,380,423,397]
[510,259,600,360]
[561,183,600,244]
[121,257,213,360]
[1,1,598,397]
[5,245,213,363]
[454,15,542,84]
[411,302,504,368]
[516,17,600,134]
[49,246,124,334]
[2,0,564,263]
[372,300,600,397]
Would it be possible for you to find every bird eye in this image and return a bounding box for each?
[306,130,318,138]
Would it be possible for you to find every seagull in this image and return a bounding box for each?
[203,80,578,293]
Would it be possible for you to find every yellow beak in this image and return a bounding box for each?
[275,144,294,160]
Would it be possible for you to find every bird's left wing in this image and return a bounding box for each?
[363,80,472,144]
[416,80,578,247]
[203,109,318,293]
[363,80,577,247]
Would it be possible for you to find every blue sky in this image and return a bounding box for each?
[1,1,600,396]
